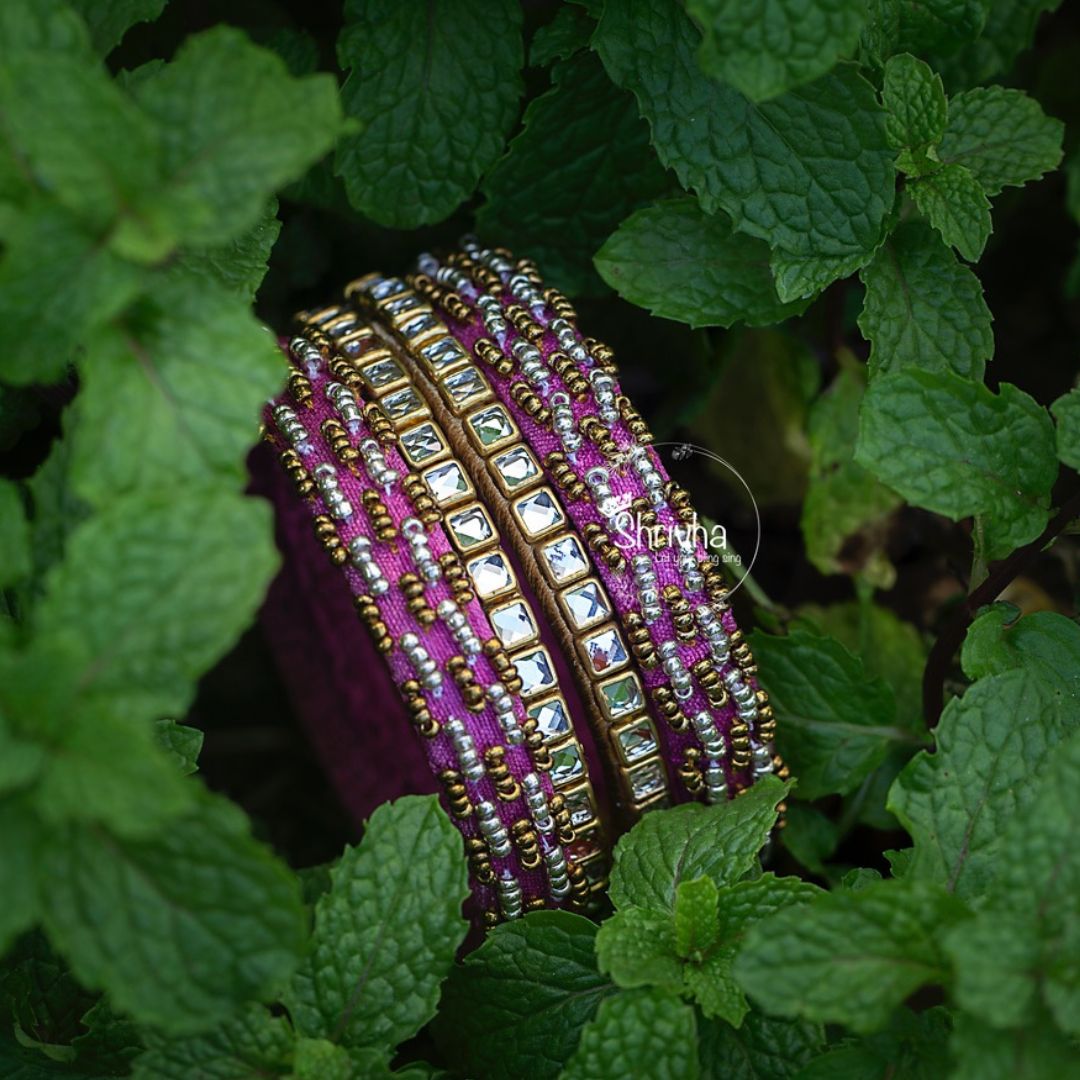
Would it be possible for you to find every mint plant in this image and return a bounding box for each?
[2,0,1080,1076]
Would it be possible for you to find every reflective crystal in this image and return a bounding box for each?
[369,276,405,300]
[562,786,595,827]
[401,313,438,338]
[600,674,644,719]
[383,294,422,316]
[528,697,571,742]
[467,552,514,598]
[422,336,468,371]
[617,719,658,763]
[361,358,404,388]
[493,447,539,490]
[515,488,564,537]
[469,405,514,446]
[381,386,424,420]
[628,759,666,802]
[541,535,589,584]
[515,647,555,697]
[490,601,537,647]
[424,461,469,504]
[550,744,585,786]
[582,626,628,674]
[563,580,610,630]
[399,423,444,463]
[447,505,493,550]
[443,366,486,405]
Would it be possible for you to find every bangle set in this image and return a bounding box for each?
[262,239,784,927]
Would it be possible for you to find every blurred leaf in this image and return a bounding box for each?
[336,0,522,228]
[1051,386,1080,470]
[0,481,31,589]
[780,803,839,874]
[860,0,984,63]
[949,1008,1077,1080]
[153,719,203,776]
[67,0,166,55]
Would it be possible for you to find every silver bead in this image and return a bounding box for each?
[477,800,512,858]
[522,773,554,833]
[705,760,728,804]
[271,403,313,455]
[313,463,352,520]
[326,381,363,433]
[692,710,726,759]
[544,843,570,899]
[445,718,485,782]
[497,871,523,919]
[488,684,523,745]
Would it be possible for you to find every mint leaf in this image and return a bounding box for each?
[909,164,991,262]
[595,908,683,990]
[562,989,698,1080]
[67,0,166,55]
[961,605,1080,698]
[780,804,839,875]
[433,911,615,1080]
[861,0,985,63]
[750,630,904,799]
[675,877,719,960]
[68,274,283,504]
[944,731,1080,1035]
[595,199,809,328]
[687,875,820,1025]
[0,480,30,588]
[39,790,307,1032]
[687,0,866,102]
[770,247,883,304]
[938,86,1063,195]
[882,53,946,175]
[154,719,204,776]
[133,1004,295,1079]
[698,1008,823,1080]
[134,26,343,246]
[949,1008,1077,1080]
[1051,386,1080,470]
[855,369,1057,560]
[478,52,668,295]
[293,1039,353,1080]
[609,774,787,911]
[336,0,522,228]
[594,0,894,269]
[173,199,281,303]
[0,0,92,60]
[70,999,142,1075]
[0,203,141,387]
[889,668,1080,901]
[734,879,968,1032]
[858,222,993,379]
[0,796,41,952]
[287,796,468,1053]
[34,490,278,724]
[801,363,902,587]
[529,3,594,66]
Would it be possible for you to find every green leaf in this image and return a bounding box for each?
[562,988,698,1080]
[154,719,204,776]
[888,667,1080,901]
[770,247,882,304]
[34,489,278,724]
[39,790,307,1033]
[608,774,788,911]
[433,911,615,1080]
[0,0,92,60]
[477,52,669,296]
[529,3,594,66]
[336,0,522,228]
[860,0,985,63]
[687,875,821,1025]
[687,0,866,102]
[882,54,946,175]
[173,199,281,303]
[698,1008,823,1080]
[801,363,902,587]
[594,0,894,272]
[1051,386,1080,470]
[944,731,1080,1035]
[293,1039,353,1080]
[909,164,991,262]
[0,1036,103,1080]
[949,1008,1077,1080]
[750,630,905,799]
[674,877,719,960]
[0,796,42,953]
[780,804,839,874]
[594,198,809,328]
[134,26,343,246]
[857,222,993,379]
[70,999,143,1075]
[132,1004,295,1079]
[0,480,30,588]
[0,203,142,387]
[734,879,968,1032]
[287,795,468,1053]
[67,0,166,55]
[855,369,1057,560]
[595,908,683,990]
[961,604,1080,698]
[938,86,1063,196]
[68,273,283,504]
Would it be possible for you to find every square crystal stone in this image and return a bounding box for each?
[399,422,446,465]
[381,386,427,422]
[492,446,540,492]
[400,312,438,339]
[489,600,538,648]
[447,504,495,551]
[422,460,471,507]
[540,534,589,585]
[581,625,629,675]
[528,696,571,742]
[628,759,666,803]
[513,487,565,539]
[466,551,515,599]
[562,579,610,631]
[442,366,489,409]
[562,785,596,828]
[360,356,406,390]
[421,336,468,372]
[381,293,423,317]
[599,673,645,720]
[325,314,358,337]
[368,276,405,300]
[467,404,516,451]
[514,646,556,698]
[615,718,658,764]
[550,743,585,786]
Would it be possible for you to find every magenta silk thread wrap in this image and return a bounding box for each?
[259,240,780,926]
